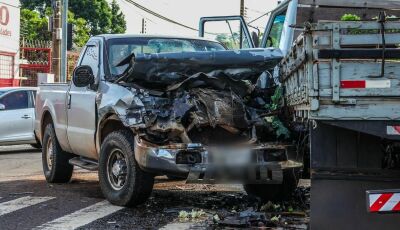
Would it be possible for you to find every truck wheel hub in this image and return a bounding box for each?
[112,160,127,177]
[46,137,54,169]
[107,149,128,190]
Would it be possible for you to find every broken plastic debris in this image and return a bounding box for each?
[178,210,189,219]
[213,214,221,222]
[271,215,281,222]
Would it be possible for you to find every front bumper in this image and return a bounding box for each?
[134,137,302,184]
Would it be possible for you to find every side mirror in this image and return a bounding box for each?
[73,65,95,88]
[0,103,5,110]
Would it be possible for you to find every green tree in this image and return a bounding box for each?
[68,11,91,48]
[20,9,51,40]
[20,8,90,48]
[110,0,126,34]
[69,0,112,35]
[20,0,51,15]
[20,0,127,36]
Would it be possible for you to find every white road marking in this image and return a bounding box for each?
[0,196,54,217]
[35,200,124,230]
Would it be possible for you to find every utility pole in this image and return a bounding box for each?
[239,0,245,48]
[61,0,68,82]
[141,18,146,34]
[240,0,245,17]
[52,0,62,82]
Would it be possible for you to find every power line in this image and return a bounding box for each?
[119,0,155,23]
[124,0,198,32]
[247,9,274,24]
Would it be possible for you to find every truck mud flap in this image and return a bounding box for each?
[310,121,400,229]
[311,173,400,230]
[186,164,283,184]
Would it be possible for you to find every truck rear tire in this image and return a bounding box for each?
[98,130,154,207]
[244,168,300,201]
[42,123,74,183]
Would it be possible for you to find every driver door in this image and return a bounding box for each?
[199,16,255,49]
[66,40,100,159]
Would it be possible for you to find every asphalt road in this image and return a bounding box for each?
[0,145,309,230]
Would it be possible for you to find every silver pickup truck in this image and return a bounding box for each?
[35,34,302,207]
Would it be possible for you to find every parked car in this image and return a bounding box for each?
[0,87,40,148]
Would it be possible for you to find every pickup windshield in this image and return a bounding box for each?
[107,37,226,76]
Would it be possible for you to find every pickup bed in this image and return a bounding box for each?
[35,34,302,206]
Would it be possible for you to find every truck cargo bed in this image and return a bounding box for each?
[280,20,400,120]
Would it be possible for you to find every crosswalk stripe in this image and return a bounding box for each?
[0,196,54,217]
[35,200,124,230]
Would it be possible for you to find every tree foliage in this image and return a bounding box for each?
[20,8,90,48]
[20,0,51,15]
[67,0,126,35]
[69,0,112,35]
[20,0,126,46]
[110,0,127,34]
[67,11,90,48]
[20,9,51,41]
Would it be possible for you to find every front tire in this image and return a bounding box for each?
[42,123,74,183]
[244,168,300,201]
[98,130,154,207]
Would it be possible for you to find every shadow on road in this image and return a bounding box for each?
[0,148,40,155]
[0,145,41,155]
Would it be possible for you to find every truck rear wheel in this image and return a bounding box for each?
[42,123,74,183]
[98,130,154,207]
[244,168,300,201]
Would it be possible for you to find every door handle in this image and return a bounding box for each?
[67,94,72,109]
[21,115,32,119]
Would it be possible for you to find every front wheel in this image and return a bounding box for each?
[42,123,74,183]
[98,130,154,207]
[244,168,300,201]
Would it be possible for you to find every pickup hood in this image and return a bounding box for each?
[114,48,283,89]
[103,48,283,145]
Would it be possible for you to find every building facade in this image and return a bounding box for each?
[0,0,20,87]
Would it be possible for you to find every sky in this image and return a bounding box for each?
[114,0,279,37]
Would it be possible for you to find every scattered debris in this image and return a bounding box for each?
[151,180,309,228]
[213,214,221,222]
[178,209,207,221]
[271,215,280,222]
[178,211,189,220]
[191,210,206,219]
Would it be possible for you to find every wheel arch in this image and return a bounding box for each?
[41,110,54,141]
[96,113,134,155]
